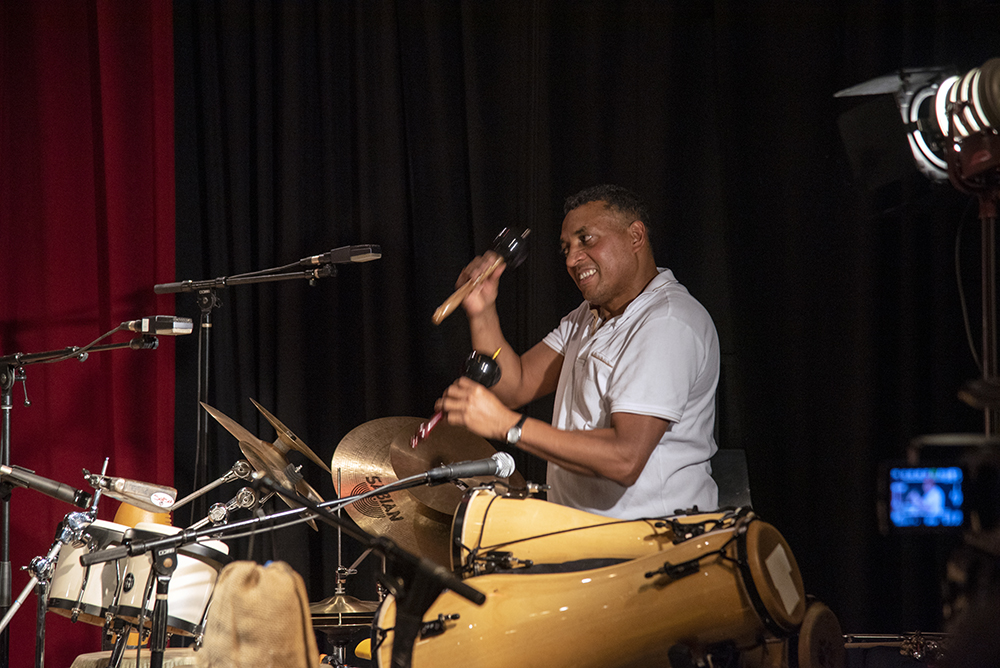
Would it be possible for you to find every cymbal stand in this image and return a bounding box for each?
[252,474,485,668]
[154,263,337,526]
[186,486,272,531]
[169,459,254,513]
[318,468,377,668]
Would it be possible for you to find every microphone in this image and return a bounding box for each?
[0,465,92,508]
[298,244,382,266]
[425,452,516,485]
[120,315,194,336]
[84,472,176,513]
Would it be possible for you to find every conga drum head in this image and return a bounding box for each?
[795,600,846,668]
[742,520,807,633]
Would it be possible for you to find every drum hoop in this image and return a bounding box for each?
[127,528,232,569]
[451,490,504,573]
[735,518,789,637]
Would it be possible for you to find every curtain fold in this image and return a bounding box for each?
[0,2,174,666]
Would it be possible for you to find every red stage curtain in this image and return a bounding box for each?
[0,1,174,665]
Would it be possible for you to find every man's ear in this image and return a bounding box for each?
[629,220,646,249]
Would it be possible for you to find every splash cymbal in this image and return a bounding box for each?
[390,419,524,516]
[201,402,324,530]
[250,398,331,473]
[331,417,453,567]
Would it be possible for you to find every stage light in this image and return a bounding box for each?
[838,59,1000,435]
[836,59,1000,191]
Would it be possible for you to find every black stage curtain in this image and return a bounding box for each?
[172,0,1000,635]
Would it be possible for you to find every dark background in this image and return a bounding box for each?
[169,0,1000,639]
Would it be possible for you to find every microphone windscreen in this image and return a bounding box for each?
[493,451,516,478]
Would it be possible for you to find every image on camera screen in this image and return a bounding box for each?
[888,466,964,529]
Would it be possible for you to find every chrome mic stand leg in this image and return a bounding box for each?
[106,619,132,668]
[0,537,64,668]
[33,580,47,668]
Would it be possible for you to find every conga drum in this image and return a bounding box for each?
[451,487,731,575]
[375,513,808,668]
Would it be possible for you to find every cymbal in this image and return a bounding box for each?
[250,398,331,473]
[389,419,524,516]
[311,593,377,637]
[201,402,324,530]
[331,417,453,567]
[310,593,380,617]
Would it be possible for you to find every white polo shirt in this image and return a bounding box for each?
[541,268,719,519]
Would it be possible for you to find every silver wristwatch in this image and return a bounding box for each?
[506,414,527,446]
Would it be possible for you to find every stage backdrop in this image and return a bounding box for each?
[0,2,174,666]
[171,0,999,642]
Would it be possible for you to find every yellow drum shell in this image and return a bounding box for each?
[451,488,726,574]
[378,518,807,668]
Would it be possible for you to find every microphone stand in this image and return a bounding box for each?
[0,334,158,668]
[251,475,485,668]
[153,263,337,527]
[80,473,485,668]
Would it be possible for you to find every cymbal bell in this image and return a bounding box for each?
[201,402,324,531]
[250,398,331,473]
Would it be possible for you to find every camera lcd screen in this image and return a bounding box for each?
[887,465,964,530]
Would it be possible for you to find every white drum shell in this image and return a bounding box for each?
[47,520,128,626]
[117,522,229,636]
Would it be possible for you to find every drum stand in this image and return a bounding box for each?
[0,470,107,668]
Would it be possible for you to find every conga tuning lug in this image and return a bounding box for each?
[419,613,460,639]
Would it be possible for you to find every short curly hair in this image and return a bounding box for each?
[563,184,650,229]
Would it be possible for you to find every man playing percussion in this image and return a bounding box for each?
[435,184,720,519]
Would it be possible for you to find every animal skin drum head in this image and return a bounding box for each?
[744,520,807,632]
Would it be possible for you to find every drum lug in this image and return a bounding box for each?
[645,558,701,581]
[419,613,459,639]
[474,551,533,575]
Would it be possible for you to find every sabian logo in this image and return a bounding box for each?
[350,476,404,522]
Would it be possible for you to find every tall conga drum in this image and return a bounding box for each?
[375,513,808,668]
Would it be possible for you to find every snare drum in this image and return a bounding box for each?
[376,515,807,668]
[117,522,231,636]
[451,487,729,575]
[48,520,128,626]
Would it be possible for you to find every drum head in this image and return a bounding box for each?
[743,520,807,633]
[795,600,845,668]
